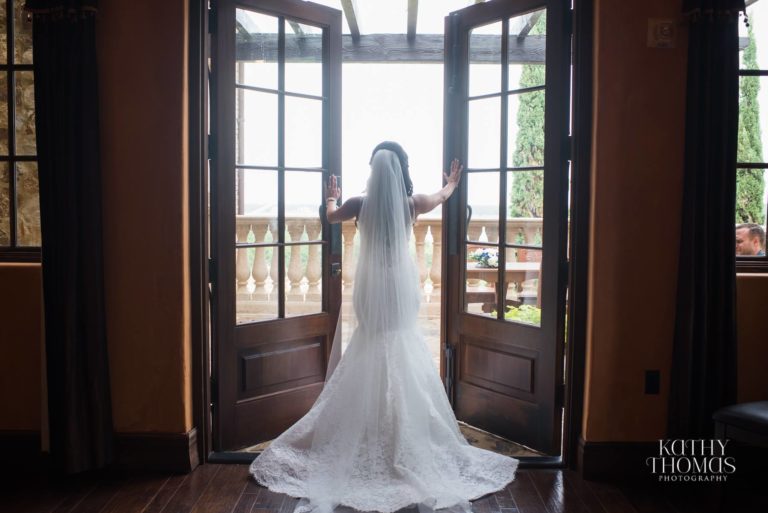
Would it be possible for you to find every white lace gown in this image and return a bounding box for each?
[249,150,518,513]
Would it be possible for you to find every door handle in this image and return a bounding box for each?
[331,262,342,277]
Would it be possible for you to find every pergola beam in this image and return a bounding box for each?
[237,33,546,64]
[341,0,362,43]
[288,21,305,35]
[517,11,542,41]
[407,0,418,43]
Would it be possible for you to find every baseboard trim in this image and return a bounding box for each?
[578,436,658,482]
[114,428,199,473]
[1,428,199,474]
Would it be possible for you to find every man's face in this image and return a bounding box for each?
[735,228,759,255]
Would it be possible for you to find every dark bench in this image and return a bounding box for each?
[713,401,768,448]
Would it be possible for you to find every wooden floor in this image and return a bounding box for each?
[3,463,766,513]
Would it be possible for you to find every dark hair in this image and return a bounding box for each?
[736,223,766,247]
[369,141,413,196]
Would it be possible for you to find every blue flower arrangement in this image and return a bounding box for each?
[469,247,499,268]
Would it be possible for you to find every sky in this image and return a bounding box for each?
[238,1,768,227]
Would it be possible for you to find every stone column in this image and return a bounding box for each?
[413,222,430,287]
[341,221,357,289]
[305,219,322,296]
[287,221,306,294]
[252,220,269,289]
[236,220,251,291]
[429,224,442,290]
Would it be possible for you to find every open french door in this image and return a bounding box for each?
[442,0,571,455]
[210,0,342,451]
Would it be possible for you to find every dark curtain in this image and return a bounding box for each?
[668,0,745,439]
[26,0,113,474]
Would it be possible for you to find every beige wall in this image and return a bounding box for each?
[582,0,768,442]
[1,0,766,444]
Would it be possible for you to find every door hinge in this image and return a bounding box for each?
[210,376,218,411]
[207,3,215,34]
[208,258,216,285]
[566,8,574,36]
[556,382,566,408]
[207,134,215,160]
[444,344,456,405]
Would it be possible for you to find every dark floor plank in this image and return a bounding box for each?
[157,463,222,513]
[560,471,608,513]
[51,482,101,513]
[472,493,500,513]
[585,480,639,513]
[529,470,591,513]
[493,476,520,511]
[506,471,549,513]
[252,486,286,511]
[616,484,681,513]
[143,473,190,513]
[190,464,250,513]
[233,493,259,513]
[68,475,126,513]
[100,473,170,513]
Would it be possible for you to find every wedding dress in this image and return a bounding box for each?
[249,150,518,513]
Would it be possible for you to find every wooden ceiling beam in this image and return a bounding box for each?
[340,0,362,43]
[407,0,418,43]
[237,33,546,64]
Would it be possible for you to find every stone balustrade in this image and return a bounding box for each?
[234,214,543,320]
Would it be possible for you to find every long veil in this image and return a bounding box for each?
[324,149,419,380]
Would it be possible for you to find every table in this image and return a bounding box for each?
[465,261,541,310]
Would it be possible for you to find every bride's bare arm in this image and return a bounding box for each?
[412,158,463,216]
[325,174,362,224]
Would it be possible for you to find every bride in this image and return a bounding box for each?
[250,142,518,513]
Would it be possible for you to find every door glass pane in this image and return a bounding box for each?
[465,242,499,317]
[286,243,323,317]
[466,171,500,242]
[508,8,546,90]
[237,245,279,323]
[236,9,279,90]
[285,171,322,241]
[737,76,766,164]
[285,21,323,97]
[735,169,767,258]
[241,169,277,237]
[285,96,322,168]
[468,96,500,169]
[15,71,35,155]
[238,89,278,166]
[503,248,542,326]
[0,162,8,246]
[469,21,502,97]
[508,90,545,167]
[16,162,39,246]
[507,170,543,247]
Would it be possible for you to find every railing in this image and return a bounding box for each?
[234,214,543,301]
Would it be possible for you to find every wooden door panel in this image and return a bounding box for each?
[443,0,570,456]
[211,0,342,451]
[233,383,324,448]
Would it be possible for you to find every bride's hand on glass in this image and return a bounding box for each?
[327,174,341,200]
[443,159,463,187]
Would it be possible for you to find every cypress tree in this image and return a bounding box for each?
[509,12,546,218]
[736,21,765,224]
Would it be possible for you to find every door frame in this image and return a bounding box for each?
[189,0,594,467]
